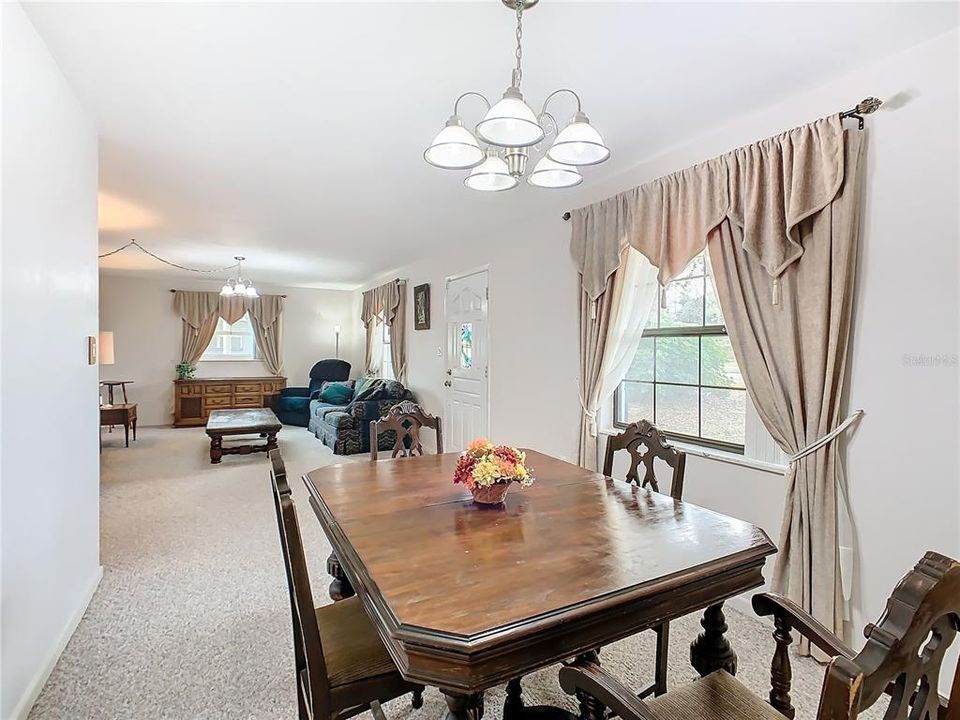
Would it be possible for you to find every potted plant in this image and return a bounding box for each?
[453,439,535,505]
[175,361,197,380]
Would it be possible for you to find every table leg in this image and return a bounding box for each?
[265,431,278,452]
[124,420,130,447]
[689,602,737,677]
[210,436,223,464]
[504,678,524,720]
[443,691,484,720]
[326,552,355,601]
[132,417,137,441]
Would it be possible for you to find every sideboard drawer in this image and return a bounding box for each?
[233,394,261,407]
[204,395,233,408]
[234,383,262,394]
[180,384,204,396]
[204,384,233,395]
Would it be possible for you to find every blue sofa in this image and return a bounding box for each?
[307,377,415,455]
[276,359,351,427]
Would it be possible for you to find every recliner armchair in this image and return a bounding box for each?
[276,359,351,426]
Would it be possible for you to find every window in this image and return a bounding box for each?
[614,253,747,452]
[459,322,474,369]
[380,323,395,381]
[200,315,258,361]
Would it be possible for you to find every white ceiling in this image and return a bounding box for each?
[24,1,957,289]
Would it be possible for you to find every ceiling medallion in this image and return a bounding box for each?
[424,0,610,191]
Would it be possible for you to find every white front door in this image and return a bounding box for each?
[444,270,489,452]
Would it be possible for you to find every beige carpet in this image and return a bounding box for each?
[29,426,880,720]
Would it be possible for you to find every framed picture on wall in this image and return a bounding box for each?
[414,283,430,330]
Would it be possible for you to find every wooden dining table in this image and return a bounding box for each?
[303,450,776,720]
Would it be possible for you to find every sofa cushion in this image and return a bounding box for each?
[278,395,310,413]
[319,381,354,405]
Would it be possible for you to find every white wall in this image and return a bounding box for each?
[98,273,363,426]
[0,4,102,718]
[367,27,960,668]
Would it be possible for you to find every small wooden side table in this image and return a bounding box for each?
[100,403,137,448]
[100,380,134,405]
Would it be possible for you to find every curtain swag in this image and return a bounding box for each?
[361,279,402,328]
[570,114,844,301]
[172,290,285,330]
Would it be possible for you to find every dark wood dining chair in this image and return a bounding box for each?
[601,419,686,698]
[369,400,443,461]
[560,551,960,720]
[268,450,424,720]
[602,419,686,500]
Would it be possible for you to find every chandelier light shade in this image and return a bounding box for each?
[476,87,544,148]
[424,0,609,192]
[220,256,258,298]
[464,152,518,192]
[547,112,611,166]
[424,116,485,170]
[528,156,583,189]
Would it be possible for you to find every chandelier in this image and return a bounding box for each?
[220,256,259,298]
[424,0,610,191]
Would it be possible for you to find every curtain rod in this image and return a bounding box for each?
[561,96,882,222]
[169,289,287,297]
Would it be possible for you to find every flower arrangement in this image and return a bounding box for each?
[454,439,535,504]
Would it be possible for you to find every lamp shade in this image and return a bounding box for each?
[547,112,610,166]
[424,117,485,170]
[464,152,518,192]
[220,283,234,296]
[99,331,115,365]
[528,156,582,189]
[476,87,544,148]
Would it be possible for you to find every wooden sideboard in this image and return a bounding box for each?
[173,376,286,427]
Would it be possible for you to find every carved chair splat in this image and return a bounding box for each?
[602,419,686,500]
[369,400,443,461]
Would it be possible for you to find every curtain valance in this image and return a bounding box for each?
[570,114,844,296]
[361,279,402,328]
[172,291,285,329]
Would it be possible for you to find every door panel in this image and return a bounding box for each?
[445,270,489,452]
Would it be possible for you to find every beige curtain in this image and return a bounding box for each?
[361,279,404,379]
[577,274,617,469]
[570,114,865,652]
[389,282,407,382]
[248,294,285,376]
[181,313,219,364]
[707,130,864,657]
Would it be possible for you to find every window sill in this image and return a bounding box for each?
[599,429,788,476]
[198,358,262,363]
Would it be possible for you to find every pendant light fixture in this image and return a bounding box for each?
[220,256,259,298]
[424,0,610,191]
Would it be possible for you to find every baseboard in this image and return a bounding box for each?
[7,565,104,720]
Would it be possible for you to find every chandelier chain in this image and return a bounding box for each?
[514,0,523,88]
[98,239,241,274]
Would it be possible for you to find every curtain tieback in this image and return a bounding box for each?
[788,409,865,466]
[578,392,599,437]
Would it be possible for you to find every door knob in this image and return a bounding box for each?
[446,369,452,375]
[444,380,452,387]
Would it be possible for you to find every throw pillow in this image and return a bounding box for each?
[354,378,386,401]
[319,381,354,405]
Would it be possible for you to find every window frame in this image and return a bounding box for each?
[613,258,746,454]
[199,315,260,362]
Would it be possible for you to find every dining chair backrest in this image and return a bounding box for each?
[817,551,960,720]
[369,401,443,461]
[602,419,685,499]
[269,449,331,719]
